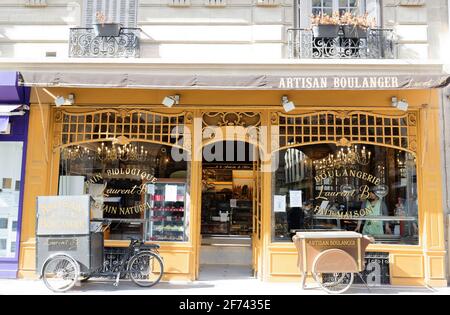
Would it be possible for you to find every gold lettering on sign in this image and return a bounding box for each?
[314,169,381,186]
[87,168,158,216]
[307,239,357,247]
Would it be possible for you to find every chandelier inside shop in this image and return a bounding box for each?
[313,145,371,172]
[62,142,152,162]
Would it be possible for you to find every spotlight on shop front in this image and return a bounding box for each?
[162,94,180,108]
[43,88,75,107]
[391,97,408,111]
[282,95,295,113]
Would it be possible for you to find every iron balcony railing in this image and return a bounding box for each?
[69,27,141,58]
[287,28,396,59]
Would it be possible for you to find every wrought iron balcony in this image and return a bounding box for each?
[287,28,395,59]
[69,27,140,58]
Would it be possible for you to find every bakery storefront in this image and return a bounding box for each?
[16,70,450,287]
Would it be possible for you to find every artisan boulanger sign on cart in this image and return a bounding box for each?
[293,231,373,294]
[36,195,164,292]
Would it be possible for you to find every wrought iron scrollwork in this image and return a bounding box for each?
[69,28,140,58]
[288,28,395,59]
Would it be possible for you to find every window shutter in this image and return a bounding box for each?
[366,0,381,27]
[83,0,138,27]
[297,0,312,29]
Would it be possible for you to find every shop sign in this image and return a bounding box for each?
[86,168,158,216]
[276,75,450,90]
[278,76,400,90]
[37,196,91,235]
[48,238,78,252]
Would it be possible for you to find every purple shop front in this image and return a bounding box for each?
[0,72,30,278]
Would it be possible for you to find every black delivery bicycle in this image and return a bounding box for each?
[42,236,164,292]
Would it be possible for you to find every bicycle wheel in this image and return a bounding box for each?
[128,251,164,287]
[42,254,79,293]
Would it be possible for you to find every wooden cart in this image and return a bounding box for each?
[293,231,374,294]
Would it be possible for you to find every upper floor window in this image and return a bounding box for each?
[83,0,138,27]
[295,0,379,28]
[312,0,362,16]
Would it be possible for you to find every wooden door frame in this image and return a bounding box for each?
[193,111,265,280]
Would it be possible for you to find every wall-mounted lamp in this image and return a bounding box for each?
[162,94,180,108]
[43,88,75,107]
[282,95,295,112]
[392,97,408,111]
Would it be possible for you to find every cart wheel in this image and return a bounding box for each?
[42,254,79,293]
[312,249,356,294]
[312,271,354,294]
[128,251,164,287]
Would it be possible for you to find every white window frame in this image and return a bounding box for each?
[295,0,380,29]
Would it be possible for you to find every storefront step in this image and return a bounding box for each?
[198,264,254,281]
[200,244,252,266]
[201,235,252,246]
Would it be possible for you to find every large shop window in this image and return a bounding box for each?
[272,111,419,245]
[59,141,190,242]
[272,144,418,245]
[0,142,23,258]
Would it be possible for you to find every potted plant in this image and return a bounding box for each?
[341,12,375,39]
[311,12,341,38]
[92,12,122,37]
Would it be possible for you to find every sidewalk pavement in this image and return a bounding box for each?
[0,264,448,295]
[0,275,448,295]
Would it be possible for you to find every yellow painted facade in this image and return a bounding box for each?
[18,87,447,286]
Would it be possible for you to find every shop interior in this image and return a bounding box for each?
[200,141,256,271]
[58,140,189,242]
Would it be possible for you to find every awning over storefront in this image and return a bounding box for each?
[0,72,30,105]
[19,71,450,91]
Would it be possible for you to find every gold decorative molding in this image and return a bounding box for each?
[335,111,351,120]
[337,137,351,147]
[270,112,279,125]
[202,112,261,128]
[54,110,63,123]
[408,113,417,126]
[185,112,194,124]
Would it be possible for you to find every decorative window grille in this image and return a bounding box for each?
[83,0,138,27]
[273,111,418,154]
[54,109,192,151]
